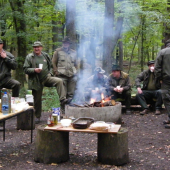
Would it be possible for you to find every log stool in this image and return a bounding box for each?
[34,125,69,164]
[97,128,129,165]
[17,108,35,130]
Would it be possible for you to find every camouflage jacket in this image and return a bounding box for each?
[52,47,77,77]
[107,71,131,92]
[23,51,52,91]
[0,50,17,86]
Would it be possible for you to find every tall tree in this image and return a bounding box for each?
[103,0,114,74]
[9,0,26,87]
[66,0,76,49]
[163,0,170,46]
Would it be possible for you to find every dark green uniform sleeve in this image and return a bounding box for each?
[155,51,163,82]
[4,52,17,70]
[23,54,35,74]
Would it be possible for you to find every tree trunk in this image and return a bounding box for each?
[103,0,114,74]
[66,0,76,50]
[9,0,27,87]
[141,15,145,72]
[163,0,170,47]
[119,39,123,70]
[52,20,59,51]
[103,0,123,74]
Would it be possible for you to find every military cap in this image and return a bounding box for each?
[0,38,3,44]
[112,64,121,71]
[165,39,170,46]
[147,60,155,66]
[62,36,72,44]
[94,67,105,74]
[32,41,43,47]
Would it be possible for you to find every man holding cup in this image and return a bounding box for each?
[135,60,163,115]
[107,65,132,114]
[23,41,67,123]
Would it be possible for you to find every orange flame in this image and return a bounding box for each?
[90,98,96,104]
[101,93,104,100]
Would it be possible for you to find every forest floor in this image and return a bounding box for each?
[0,107,170,170]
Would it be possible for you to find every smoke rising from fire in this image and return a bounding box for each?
[55,0,140,104]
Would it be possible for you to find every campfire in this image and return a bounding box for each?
[70,93,115,107]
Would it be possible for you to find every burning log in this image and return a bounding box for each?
[70,99,116,108]
[100,100,116,107]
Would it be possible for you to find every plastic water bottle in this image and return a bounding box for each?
[2,92,9,115]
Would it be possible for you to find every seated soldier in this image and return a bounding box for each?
[85,67,108,102]
[135,60,163,115]
[107,64,132,114]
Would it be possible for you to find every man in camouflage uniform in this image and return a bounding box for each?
[52,37,78,100]
[85,67,108,101]
[135,60,162,115]
[23,41,67,123]
[107,65,132,114]
[0,38,20,97]
[155,39,170,128]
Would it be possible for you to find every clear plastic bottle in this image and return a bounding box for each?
[2,92,9,115]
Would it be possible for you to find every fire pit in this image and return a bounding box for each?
[65,102,122,123]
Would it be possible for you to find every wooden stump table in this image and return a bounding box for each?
[34,124,129,165]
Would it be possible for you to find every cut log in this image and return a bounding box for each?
[34,125,69,164]
[17,108,35,130]
[97,128,129,165]
[100,100,116,107]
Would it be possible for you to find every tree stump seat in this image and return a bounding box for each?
[17,107,35,130]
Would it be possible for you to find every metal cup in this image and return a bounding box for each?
[52,114,58,125]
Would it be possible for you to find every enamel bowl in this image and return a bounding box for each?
[60,119,72,127]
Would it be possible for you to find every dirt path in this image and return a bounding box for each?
[0,109,170,170]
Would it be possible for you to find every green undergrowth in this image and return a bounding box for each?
[42,87,60,112]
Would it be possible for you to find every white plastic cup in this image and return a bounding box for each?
[39,64,43,69]
[117,86,121,90]
[150,66,154,72]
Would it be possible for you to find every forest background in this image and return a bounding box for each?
[1,0,170,111]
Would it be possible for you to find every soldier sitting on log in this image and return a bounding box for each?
[84,67,108,102]
[135,60,163,115]
[106,64,132,115]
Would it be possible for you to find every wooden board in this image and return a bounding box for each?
[0,106,33,120]
[44,124,121,134]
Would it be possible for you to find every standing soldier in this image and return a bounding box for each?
[23,41,67,123]
[52,37,78,112]
[155,39,170,128]
[0,38,20,97]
